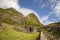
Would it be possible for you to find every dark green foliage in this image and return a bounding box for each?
[36,32,40,40]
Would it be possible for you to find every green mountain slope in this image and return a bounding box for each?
[0,23,39,40]
[0,8,43,27]
[47,22,60,27]
[24,13,43,27]
[0,8,42,40]
[45,22,60,38]
[0,8,24,26]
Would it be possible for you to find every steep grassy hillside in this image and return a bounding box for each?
[48,22,60,26]
[44,22,60,39]
[0,8,43,28]
[0,8,24,26]
[0,23,39,40]
[0,8,43,40]
[24,13,43,28]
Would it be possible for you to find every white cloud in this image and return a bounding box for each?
[19,8,43,23]
[41,15,49,21]
[39,0,50,9]
[0,0,40,17]
[19,8,36,16]
[39,0,58,9]
[33,0,38,2]
[40,3,46,9]
[16,7,43,23]
[46,0,60,20]
[53,2,60,20]
[33,0,60,24]
[50,0,57,2]
[0,0,39,17]
[0,0,20,9]
[59,18,60,20]
[41,15,54,25]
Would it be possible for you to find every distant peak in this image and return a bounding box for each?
[27,13,38,18]
[28,13,35,15]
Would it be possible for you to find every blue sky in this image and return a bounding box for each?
[18,0,60,25]
[19,0,51,16]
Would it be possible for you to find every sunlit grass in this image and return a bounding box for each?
[0,23,39,40]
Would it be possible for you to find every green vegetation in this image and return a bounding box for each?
[0,18,19,25]
[46,22,60,35]
[0,8,60,40]
[0,8,24,26]
[0,23,39,40]
[25,13,43,27]
[0,8,42,40]
[0,8,43,27]
[48,22,60,26]
[45,22,60,40]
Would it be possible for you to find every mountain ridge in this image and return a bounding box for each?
[0,8,43,28]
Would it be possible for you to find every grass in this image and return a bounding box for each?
[0,23,40,40]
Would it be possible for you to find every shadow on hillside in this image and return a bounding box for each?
[36,32,40,40]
